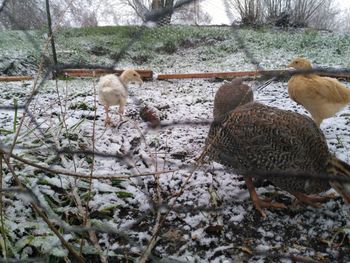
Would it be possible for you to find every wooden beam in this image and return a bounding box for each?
[59,69,153,80]
[157,70,350,80]
[157,71,259,79]
[2,69,349,83]
[0,76,33,82]
[156,70,288,80]
[312,71,350,79]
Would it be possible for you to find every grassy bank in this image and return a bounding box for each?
[1,25,350,75]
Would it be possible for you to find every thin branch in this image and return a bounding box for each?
[0,0,9,12]
[2,156,85,263]
[0,146,177,178]
[138,210,162,263]
[0,153,8,258]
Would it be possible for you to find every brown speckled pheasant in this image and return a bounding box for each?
[205,80,350,217]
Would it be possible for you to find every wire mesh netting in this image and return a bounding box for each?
[0,0,350,262]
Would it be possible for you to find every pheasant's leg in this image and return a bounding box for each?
[104,105,111,126]
[291,192,335,208]
[244,177,286,218]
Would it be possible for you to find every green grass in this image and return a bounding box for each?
[1,25,350,68]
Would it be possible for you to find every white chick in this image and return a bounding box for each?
[98,69,143,126]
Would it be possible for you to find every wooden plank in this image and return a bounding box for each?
[157,70,283,80]
[0,76,33,82]
[317,71,350,79]
[59,69,153,79]
[157,70,350,80]
[2,69,349,83]
[157,71,258,79]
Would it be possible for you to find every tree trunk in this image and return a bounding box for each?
[45,0,58,71]
[151,0,173,26]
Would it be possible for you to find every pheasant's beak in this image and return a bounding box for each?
[341,191,350,204]
[330,181,350,204]
[343,185,350,204]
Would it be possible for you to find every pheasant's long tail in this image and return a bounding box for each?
[328,157,350,204]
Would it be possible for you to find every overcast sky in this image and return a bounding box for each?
[201,0,350,25]
[98,0,350,27]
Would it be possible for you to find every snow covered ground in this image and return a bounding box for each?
[0,27,350,262]
[1,73,349,262]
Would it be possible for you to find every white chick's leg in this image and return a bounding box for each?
[118,102,125,122]
[104,105,111,126]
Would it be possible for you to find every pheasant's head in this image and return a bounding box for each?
[288,57,313,70]
[213,78,254,120]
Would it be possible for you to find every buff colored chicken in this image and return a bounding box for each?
[98,69,143,126]
[288,57,350,126]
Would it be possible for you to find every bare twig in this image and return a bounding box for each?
[0,153,8,258]
[0,0,9,12]
[0,147,178,180]
[2,156,85,263]
[138,209,162,263]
